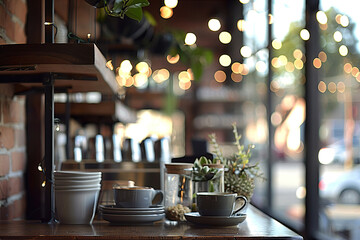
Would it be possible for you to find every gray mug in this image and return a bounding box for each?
[196,192,247,216]
[113,186,163,208]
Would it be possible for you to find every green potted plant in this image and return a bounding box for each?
[193,123,265,201]
[211,123,265,201]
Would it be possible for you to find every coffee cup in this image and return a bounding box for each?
[196,192,247,216]
[113,186,163,208]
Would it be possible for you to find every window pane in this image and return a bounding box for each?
[269,0,306,229]
[319,1,360,239]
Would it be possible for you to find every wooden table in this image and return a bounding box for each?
[0,206,303,239]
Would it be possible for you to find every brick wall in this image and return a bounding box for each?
[0,0,27,220]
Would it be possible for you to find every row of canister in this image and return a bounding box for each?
[164,163,224,221]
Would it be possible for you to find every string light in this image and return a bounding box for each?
[164,0,178,8]
[340,15,349,27]
[214,70,226,82]
[328,82,336,93]
[318,51,327,62]
[344,63,352,73]
[300,29,310,41]
[219,31,232,44]
[167,54,180,64]
[184,33,196,45]
[337,82,345,93]
[318,81,326,93]
[231,72,243,82]
[339,45,348,56]
[160,6,173,19]
[237,19,246,32]
[255,61,267,73]
[208,19,221,31]
[219,54,231,67]
[333,31,343,42]
[293,49,303,59]
[106,60,114,71]
[285,62,295,72]
[272,39,282,50]
[316,11,327,24]
[313,58,322,69]
[240,46,252,58]
[351,67,359,77]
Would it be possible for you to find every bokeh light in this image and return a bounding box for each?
[313,58,322,69]
[214,70,226,82]
[237,19,246,31]
[272,39,282,50]
[164,0,178,8]
[219,54,231,67]
[300,29,310,40]
[120,60,133,73]
[339,45,348,56]
[344,63,352,73]
[340,15,349,27]
[240,46,252,58]
[293,49,303,59]
[333,31,342,42]
[255,61,267,73]
[185,32,197,45]
[328,82,336,93]
[160,6,173,19]
[153,69,170,83]
[318,51,327,62]
[231,62,243,74]
[167,54,180,64]
[316,11,328,24]
[208,18,221,31]
[318,81,326,93]
[231,72,243,82]
[337,82,345,93]
[219,31,232,44]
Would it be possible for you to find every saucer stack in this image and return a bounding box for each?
[54,171,102,224]
[99,205,165,224]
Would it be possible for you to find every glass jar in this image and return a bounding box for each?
[164,163,193,221]
[193,163,224,193]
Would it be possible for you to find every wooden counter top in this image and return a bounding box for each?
[0,206,303,240]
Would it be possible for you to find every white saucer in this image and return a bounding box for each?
[102,213,165,224]
[184,212,246,226]
[100,208,165,215]
[99,205,164,212]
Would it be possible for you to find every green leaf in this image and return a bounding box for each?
[191,61,203,82]
[144,10,156,26]
[125,6,143,22]
[126,0,150,7]
[112,0,125,13]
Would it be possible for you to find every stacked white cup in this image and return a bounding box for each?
[54,171,102,224]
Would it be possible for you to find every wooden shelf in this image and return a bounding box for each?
[0,43,119,94]
[54,101,137,123]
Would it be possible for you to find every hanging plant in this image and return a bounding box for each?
[85,0,150,22]
[168,30,213,82]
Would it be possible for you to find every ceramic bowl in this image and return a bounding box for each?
[54,171,101,177]
[54,178,101,186]
[55,187,100,224]
[54,184,101,190]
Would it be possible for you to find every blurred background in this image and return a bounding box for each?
[1,0,360,239]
